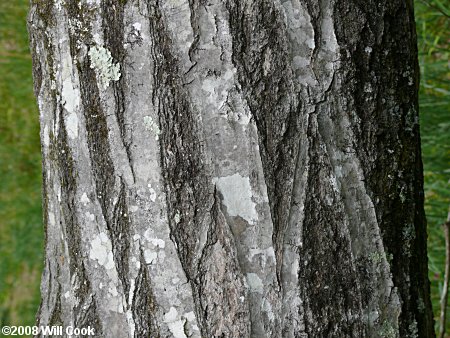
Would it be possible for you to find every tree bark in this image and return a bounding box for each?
[28,0,434,337]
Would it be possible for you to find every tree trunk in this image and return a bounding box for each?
[28,0,434,337]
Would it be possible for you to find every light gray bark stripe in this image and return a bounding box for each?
[148,1,251,336]
[30,1,198,337]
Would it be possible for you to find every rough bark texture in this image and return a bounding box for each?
[28,0,434,337]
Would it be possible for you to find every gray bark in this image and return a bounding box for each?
[28,0,434,337]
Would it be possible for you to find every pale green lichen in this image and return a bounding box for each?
[174,211,181,225]
[417,296,425,313]
[402,224,416,257]
[88,45,121,89]
[408,320,418,338]
[369,251,384,265]
[143,116,161,140]
[403,224,415,240]
[370,251,393,272]
[386,252,393,264]
[400,191,406,203]
[380,321,396,338]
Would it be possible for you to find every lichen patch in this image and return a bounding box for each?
[164,307,178,323]
[88,45,121,89]
[43,125,50,147]
[66,111,78,139]
[248,247,275,268]
[89,233,114,270]
[148,238,165,249]
[164,307,188,338]
[143,116,161,140]
[213,174,257,225]
[80,192,90,204]
[144,249,157,264]
[246,273,263,294]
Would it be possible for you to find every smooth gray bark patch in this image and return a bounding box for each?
[28,0,434,337]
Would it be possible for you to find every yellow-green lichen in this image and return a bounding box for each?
[88,46,121,90]
[379,321,396,338]
[143,116,161,140]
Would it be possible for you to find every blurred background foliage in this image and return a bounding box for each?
[0,0,43,334]
[416,0,450,334]
[0,0,448,337]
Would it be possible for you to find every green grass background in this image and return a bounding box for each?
[0,0,448,336]
[416,0,450,334]
[0,0,43,332]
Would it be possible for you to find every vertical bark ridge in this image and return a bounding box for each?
[299,136,364,336]
[195,187,251,337]
[66,0,136,315]
[131,253,161,338]
[226,1,303,290]
[53,106,80,276]
[102,0,136,182]
[147,0,212,280]
[50,104,101,331]
[148,1,250,336]
[28,7,64,330]
[76,41,133,305]
[334,0,434,335]
[109,178,132,297]
[67,3,146,334]
[31,1,200,336]
[74,297,103,336]
[182,1,280,336]
[226,1,317,336]
[65,0,118,245]
[48,282,63,326]
[226,0,414,336]
[77,49,115,228]
[150,1,282,336]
